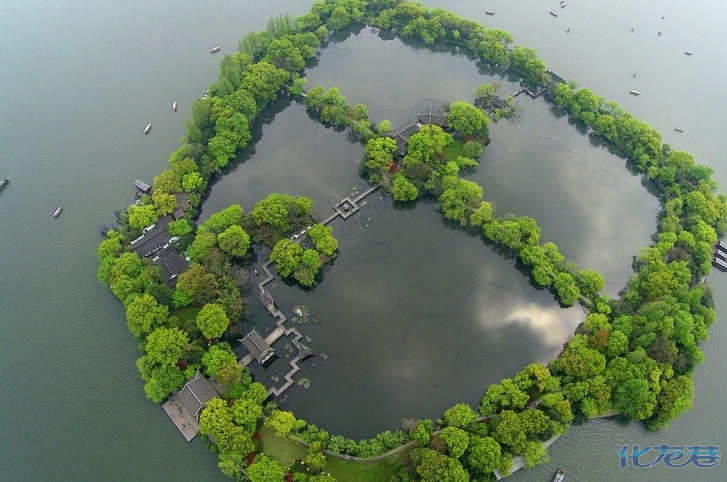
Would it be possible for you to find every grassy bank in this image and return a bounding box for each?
[259,426,404,481]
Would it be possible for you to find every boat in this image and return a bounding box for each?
[0,177,8,191]
[172,101,177,111]
[630,90,641,96]
[53,206,63,218]
[134,179,153,194]
[674,127,684,132]
[552,468,565,482]
[209,46,221,53]
[485,10,495,15]
[144,123,152,134]
[561,3,567,8]
[712,255,727,271]
[684,50,693,55]
[550,10,559,17]
[658,29,662,36]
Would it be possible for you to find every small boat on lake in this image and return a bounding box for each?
[550,10,559,17]
[172,101,177,111]
[630,89,641,96]
[53,206,63,218]
[552,468,565,482]
[144,123,152,134]
[674,127,684,132]
[684,50,693,55]
[0,177,8,191]
[209,46,221,53]
[486,10,495,15]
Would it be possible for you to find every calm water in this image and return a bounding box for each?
[1,1,725,481]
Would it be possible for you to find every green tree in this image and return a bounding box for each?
[152,191,177,216]
[97,236,122,262]
[522,440,549,468]
[232,397,263,436]
[492,410,527,453]
[307,223,338,257]
[265,37,305,71]
[440,426,469,458]
[247,454,285,482]
[411,419,434,447]
[480,378,529,415]
[412,448,469,482]
[649,375,694,428]
[196,303,230,339]
[466,436,502,474]
[127,204,158,230]
[144,327,189,366]
[391,173,419,201]
[443,403,477,428]
[448,101,489,138]
[125,292,170,340]
[270,239,304,278]
[243,381,269,404]
[613,377,657,420]
[217,225,251,257]
[199,398,254,456]
[143,364,185,403]
[182,171,204,192]
[175,263,218,304]
[439,178,483,225]
[364,136,398,172]
[187,231,217,262]
[264,409,297,437]
[241,61,290,108]
[294,249,323,287]
[202,344,240,383]
[168,219,192,237]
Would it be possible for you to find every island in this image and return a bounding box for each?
[97,1,726,480]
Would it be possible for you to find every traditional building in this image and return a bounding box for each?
[151,244,188,286]
[240,327,275,365]
[162,370,220,441]
[129,216,173,258]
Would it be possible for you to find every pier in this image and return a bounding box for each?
[321,184,380,225]
[506,85,546,101]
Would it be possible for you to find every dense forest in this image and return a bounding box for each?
[97,1,727,480]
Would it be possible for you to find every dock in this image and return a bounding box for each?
[162,398,199,442]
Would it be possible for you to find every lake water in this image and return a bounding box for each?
[1,1,725,481]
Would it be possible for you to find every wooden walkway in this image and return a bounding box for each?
[322,184,380,226]
[507,85,545,100]
[239,184,380,399]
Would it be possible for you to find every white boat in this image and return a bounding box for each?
[144,123,152,134]
[550,10,559,17]
[172,101,177,111]
[53,206,63,218]
[209,46,221,53]
[684,50,693,55]
[552,468,565,482]
[630,89,641,96]
[485,10,495,15]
